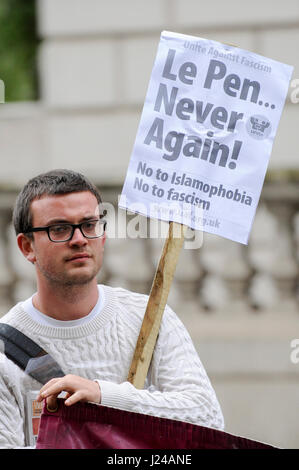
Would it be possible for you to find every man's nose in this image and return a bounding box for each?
[69,227,87,246]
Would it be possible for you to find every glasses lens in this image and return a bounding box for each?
[49,224,73,241]
[81,220,104,238]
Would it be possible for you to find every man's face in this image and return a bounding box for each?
[24,191,106,287]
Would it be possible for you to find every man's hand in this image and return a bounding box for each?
[36,374,101,410]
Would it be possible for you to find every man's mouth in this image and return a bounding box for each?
[67,253,91,262]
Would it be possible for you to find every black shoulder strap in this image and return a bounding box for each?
[0,323,64,384]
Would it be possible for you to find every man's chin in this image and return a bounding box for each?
[63,270,98,286]
[38,259,101,287]
[51,267,98,287]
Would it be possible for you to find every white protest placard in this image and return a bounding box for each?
[119,31,293,244]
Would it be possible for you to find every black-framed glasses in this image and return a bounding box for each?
[24,219,107,243]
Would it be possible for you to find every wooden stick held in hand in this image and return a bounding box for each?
[127,222,188,389]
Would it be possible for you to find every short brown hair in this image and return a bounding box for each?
[13,169,104,235]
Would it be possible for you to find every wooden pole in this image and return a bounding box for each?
[127,221,188,389]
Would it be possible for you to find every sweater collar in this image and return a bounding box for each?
[1,285,117,340]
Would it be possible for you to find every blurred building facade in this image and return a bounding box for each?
[0,0,298,448]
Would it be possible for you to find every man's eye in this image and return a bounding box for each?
[83,221,97,231]
[51,225,70,234]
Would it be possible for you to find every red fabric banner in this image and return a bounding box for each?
[36,399,274,449]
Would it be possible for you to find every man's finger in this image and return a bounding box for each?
[65,391,83,406]
[37,378,61,401]
[39,378,66,399]
[46,394,59,412]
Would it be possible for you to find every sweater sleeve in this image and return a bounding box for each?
[96,306,224,430]
[0,354,27,448]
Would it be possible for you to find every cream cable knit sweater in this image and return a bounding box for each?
[0,285,224,448]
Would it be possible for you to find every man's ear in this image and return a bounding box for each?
[17,233,36,264]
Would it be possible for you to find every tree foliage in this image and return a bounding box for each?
[0,0,38,101]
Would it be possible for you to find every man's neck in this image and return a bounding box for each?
[32,280,99,321]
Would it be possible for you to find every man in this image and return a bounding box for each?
[0,169,224,448]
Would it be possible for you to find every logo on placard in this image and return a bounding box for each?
[246,115,272,140]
